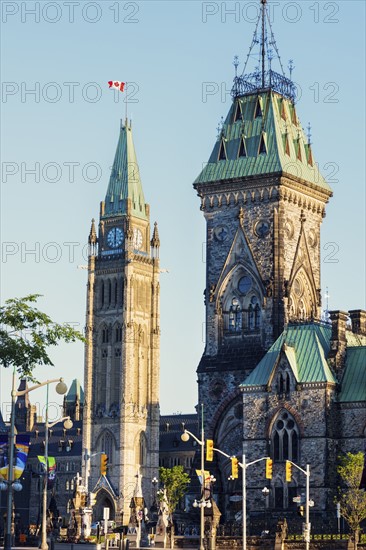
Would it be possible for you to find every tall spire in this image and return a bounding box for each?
[232,0,296,102]
[103,120,147,221]
[261,0,266,88]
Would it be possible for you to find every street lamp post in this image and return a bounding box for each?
[40,394,73,550]
[286,461,311,550]
[3,371,69,550]
[261,487,270,533]
[181,404,205,550]
[151,477,158,523]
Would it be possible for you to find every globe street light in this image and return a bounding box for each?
[181,405,205,550]
[3,373,69,550]
[40,383,73,550]
[261,487,270,533]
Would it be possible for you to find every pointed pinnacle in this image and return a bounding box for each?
[150,221,160,248]
[88,218,97,244]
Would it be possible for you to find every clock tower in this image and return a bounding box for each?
[194,0,332,462]
[82,120,160,520]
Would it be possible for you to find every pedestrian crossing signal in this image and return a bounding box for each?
[265,458,273,479]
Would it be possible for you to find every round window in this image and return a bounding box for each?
[238,275,252,295]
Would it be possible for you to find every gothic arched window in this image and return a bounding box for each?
[254,303,261,328]
[248,304,254,330]
[229,298,242,332]
[101,281,105,308]
[114,279,118,306]
[115,324,122,343]
[108,280,112,306]
[271,410,299,462]
[138,432,147,465]
[102,326,109,344]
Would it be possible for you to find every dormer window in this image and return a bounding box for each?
[238,137,247,158]
[258,133,267,155]
[254,97,263,118]
[234,101,242,122]
[218,139,227,161]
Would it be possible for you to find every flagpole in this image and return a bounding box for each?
[125,81,128,123]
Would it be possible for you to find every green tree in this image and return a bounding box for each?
[0,294,84,380]
[337,452,366,549]
[158,465,190,549]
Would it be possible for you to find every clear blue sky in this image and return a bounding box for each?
[1,0,365,418]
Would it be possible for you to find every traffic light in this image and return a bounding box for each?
[100,453,108,476]
[206,440,214,462]
[265,458,273,479]
[89,492,96,506]
[285,460,292,482]
[231,457,239,479]
[297,505,304,517]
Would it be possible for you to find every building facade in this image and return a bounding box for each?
[82,120,161,521]
[193,0,366,530]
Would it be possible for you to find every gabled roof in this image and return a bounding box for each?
[338,347,366,403]
[65,379,84,404]
[241,322,336,388]
[194,92,332,195]
[103,120,147,221]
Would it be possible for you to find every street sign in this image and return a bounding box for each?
[103,507,110,521]
[293,496,301,503]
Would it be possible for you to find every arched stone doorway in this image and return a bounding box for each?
[93,489,116,522]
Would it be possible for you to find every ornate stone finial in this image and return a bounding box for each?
[233,55,239,77]
[150,221,160,248]
[307,122,312,145]
[126,215,133,239]
[288,59,295,80]
[238,206,245,226]
[88,218,97,244]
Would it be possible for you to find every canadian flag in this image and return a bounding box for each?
[108,81,125,92]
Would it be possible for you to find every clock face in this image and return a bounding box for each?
[107,227,124,248]
[255,220,270,238]
[133,228,143,250]
[214,225,229,242]
[238,275,252,295]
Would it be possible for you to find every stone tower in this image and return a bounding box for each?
[82,120,160,520]
[193,0,333,458]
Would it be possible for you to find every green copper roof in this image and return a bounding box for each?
[65,379,84,404]
[103,121,147,220]
[338,347,366,402]
[194,92,332,194]
[241,322,335,387]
